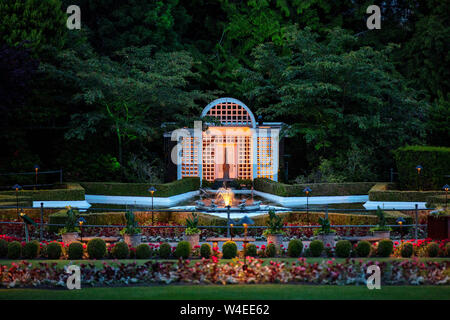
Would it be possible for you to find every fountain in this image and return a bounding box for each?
[195,187,261,212]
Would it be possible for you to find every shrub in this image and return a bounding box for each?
[7,241,22,259]
[68,242,84,260]
[446,242,450,257]
[265,243,277,257]
[287,239,303,257]
[309,240,324,257]
[0,239,9,257]
[159,242,172,259]
[335,240,352,258]
[112,242,129,259]
[400,242,413,258]
[135,244,151,259]
[46,242,62,259]
[175,241,191,259]
[245,243,257,257]
[87,238,106,259]
[427,242,439,257]
[200,243,211,258]
[377,239,393,257]
[222,241,238,259]
[23,240,40,259]
[356,241,371,257]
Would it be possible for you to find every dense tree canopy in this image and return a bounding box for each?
[0,0,448,183]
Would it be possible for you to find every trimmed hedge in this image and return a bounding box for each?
[112,242,129,259]
[287,239,303,257]
[68,242,84,260]
[254,178,376,197]
[245,243,257,257]
[175,241,191,259]
[265,243,277,257]
[46,242,62,259]
[159,242,172,259]
[309,240,324,257]
[400,243,413,258]
[369,183,445,202]
[393,145,450,191]
[200,243,211,258]
[0,183,85,201]
[87,238,106,259]
[79,177,200,197]
[23,240,40,259]
[335,240,352,258]
[222,241,238,259]
[136,244,152,259]
[7,241,22,259]
[356,241,371,257]
[0,239,8,257]
[377,239,393,257]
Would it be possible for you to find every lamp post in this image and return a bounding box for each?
[396,217,405,241]
[77,217,86,242]
[303,187,311,213]
[230,223,234,241]
[12,184,22,218]
[416,165,422,191]
[34,164,40,190]
[148,187,157,225]
[443,184,449,208]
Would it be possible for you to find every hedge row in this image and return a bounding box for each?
[253,178,376,197]
[79,177,200,197]
[247,210,411,226]
[48,210,226,231]
[393,145,450,190]
[0,183,85,201]
[369,183,445,202]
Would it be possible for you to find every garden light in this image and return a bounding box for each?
[148,186,157,225]
[443,184,449,208]
[12,184,22,218]
[415,165,422,173]
[34,164,40,190]
[416,165,423,191]
[77,217,86,242]
[304,187,312,213]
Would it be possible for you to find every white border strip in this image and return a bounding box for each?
[363,201,427,210]
[253,190,368,206]
[32,200,91,209]
[85,190,199,207]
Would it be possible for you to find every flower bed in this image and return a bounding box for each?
[1,257,448,288]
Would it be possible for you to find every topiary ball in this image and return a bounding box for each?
[222,241,238,259]
[335,240,352,258]
[46,242,62,259]
[87,238,106,259]
[427,242,439,257]
[446,242,450,258]
[175,241,191,259]
[68,242,84,260]
[400,242,413,258]
[0,239,8,257]
[136,244,151,259]
[377,239,393,257]
[309,240,324,257]
[200,243,211,258]
[244,243,257,257]
[265,243,277,257]
[112,242,129,259]
[287,239,303,257]
[159,242,172,259]
[7,241,22,259]
[23,240,40,259]
[356,240,371,257]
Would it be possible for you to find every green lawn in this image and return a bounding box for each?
[1,257,448,269]
[1,285,449,300]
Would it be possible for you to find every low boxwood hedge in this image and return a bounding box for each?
[0,183,85,202]
[253,178,376,197]
[79,177,200,197]
[369,183,445,202]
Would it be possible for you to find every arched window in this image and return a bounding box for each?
[201,97,256,128]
